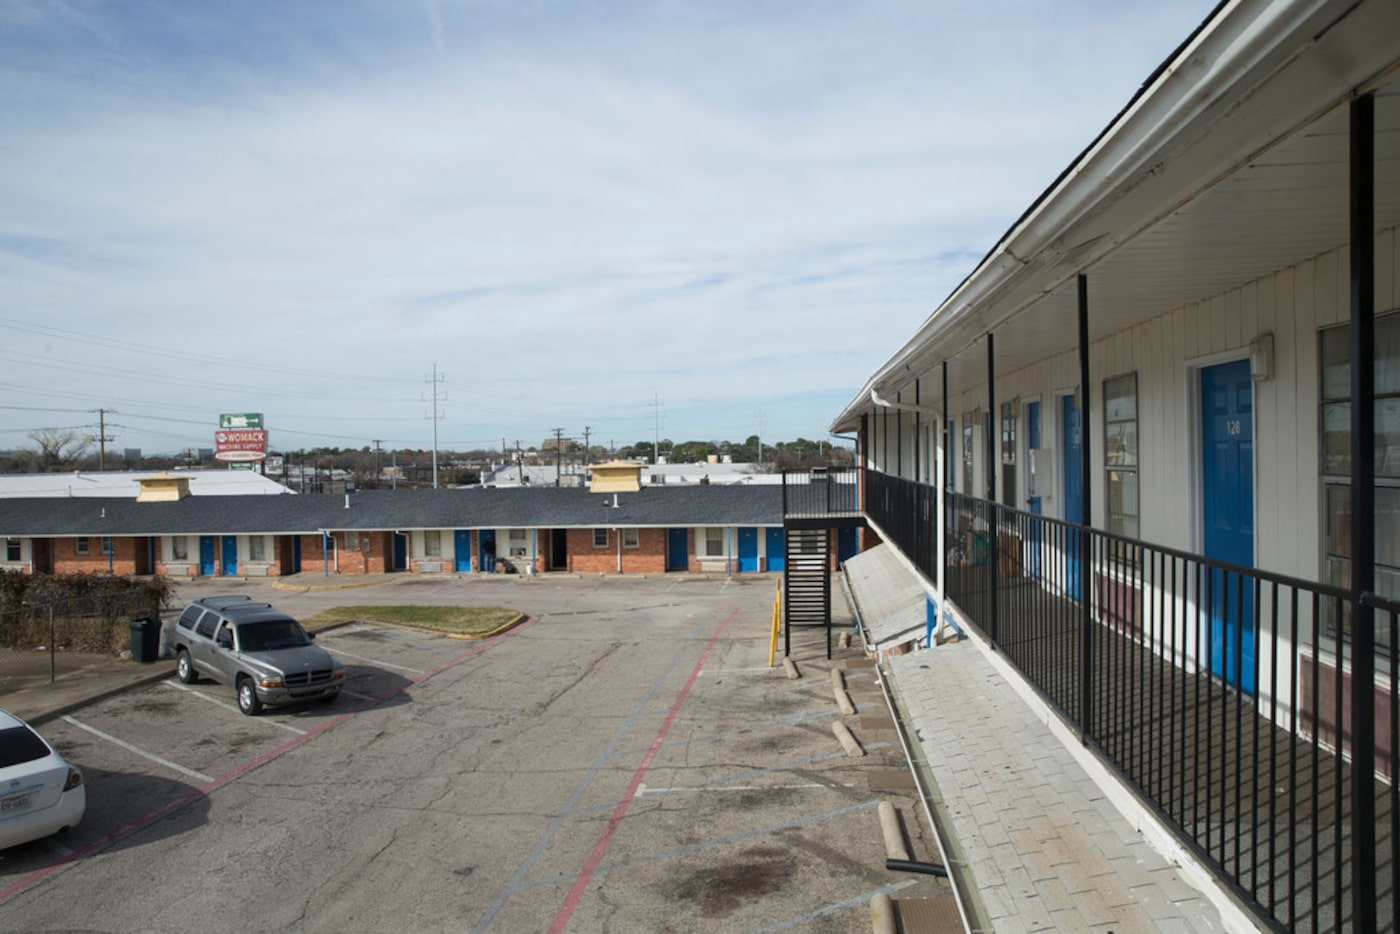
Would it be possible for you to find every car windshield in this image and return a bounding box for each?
[0,725,51,768]
[237,619,311,652]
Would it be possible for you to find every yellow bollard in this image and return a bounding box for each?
[768,582,781,667]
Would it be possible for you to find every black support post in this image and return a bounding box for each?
[1078,273,1094,742]
[987,335,999,643]
[943,362,950,489]
[1349,91,1377,934]
[896,392,903,476]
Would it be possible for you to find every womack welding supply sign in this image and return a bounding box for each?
[215,412,267,462]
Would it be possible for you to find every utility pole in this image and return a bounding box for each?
[651,394,663,464]
[552,428,565,486]
[515,440,524,484]
[94,408,115,471]
[583,426,592,465]
[372,439,382,489]
[424,364,446,488]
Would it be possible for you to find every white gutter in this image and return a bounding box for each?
[871,389,943,418]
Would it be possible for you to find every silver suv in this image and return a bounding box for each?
[171,596,344,715]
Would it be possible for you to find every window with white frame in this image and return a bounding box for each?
[593,528,608,548]
[248,535,265,562]
[424,530,441,556]
[1103,373,1140,545]
[100,537,112,556]
[623,528,640,549]
[509,527,527,557]
[5,539,19,562]
[344,531,359,550]
[75,537,89,555]
[1320,312,1400,648]
[704,527,725,557]
[171,536,188,561]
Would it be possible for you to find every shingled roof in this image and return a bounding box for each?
[0,485,784,537]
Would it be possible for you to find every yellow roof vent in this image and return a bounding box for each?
[136,472,193,502]
[587,460,643,493]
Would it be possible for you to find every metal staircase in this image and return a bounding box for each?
[783,527,831,656]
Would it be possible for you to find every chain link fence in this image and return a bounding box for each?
[0,573,174,694]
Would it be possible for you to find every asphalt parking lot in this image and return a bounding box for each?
[0,574,951,932]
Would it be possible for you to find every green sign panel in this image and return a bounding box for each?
[219,413,263,429]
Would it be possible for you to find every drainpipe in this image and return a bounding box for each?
[530,528,538,576]
[1077,273,1094,742]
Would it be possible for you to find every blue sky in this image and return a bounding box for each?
[0,0,1214,457]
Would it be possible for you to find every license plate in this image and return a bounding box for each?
[0,791,34,814]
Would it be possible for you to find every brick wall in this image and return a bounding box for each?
[52,536,139,575]
[566,527,670,574]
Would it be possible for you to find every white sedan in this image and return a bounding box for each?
[0,709,85,849]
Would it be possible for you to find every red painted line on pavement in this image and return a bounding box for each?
[547,607,737,934]
[0,616,535,904]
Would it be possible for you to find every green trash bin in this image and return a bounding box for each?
[129,617,161,663]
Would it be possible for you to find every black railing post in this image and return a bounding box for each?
[1349,91,1377,934]
[1078,273,1094,742]
[987,334,999,644]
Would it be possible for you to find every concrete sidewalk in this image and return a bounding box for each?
[842,546,1258,932]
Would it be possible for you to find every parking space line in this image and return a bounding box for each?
[339,689,375,701]
[61,716,213,783]
[328,647,426,674]
[546,607,738,934]
[160,682,307,735]
[41,838,73,859]
[475,610,736,934]
[1,615,537,907]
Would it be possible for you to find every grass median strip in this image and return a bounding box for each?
[300,605,524,638]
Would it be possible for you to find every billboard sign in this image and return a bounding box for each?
[219,413,263,429]
[214,428,267,462]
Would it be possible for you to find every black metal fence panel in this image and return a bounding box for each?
[857,468,1398,933]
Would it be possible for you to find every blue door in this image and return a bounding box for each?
[1202,360,1256,694]
[221,536,238,576]
[393,533,408,571]
[1026,401,1043,579]
[838,527,859,565]
[1061,394,1083,599]
[292,536,302,573]
[480,530,496,572]
[737,527,759,572]
[454,530,472,572]
[666,528,688,571]
[199,537,215,576]
[765,528,785,572]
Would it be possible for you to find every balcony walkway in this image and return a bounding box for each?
[845,545,1243,931]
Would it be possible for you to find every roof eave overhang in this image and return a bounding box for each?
[833,0,1398,433]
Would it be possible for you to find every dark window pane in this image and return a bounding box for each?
[0,725,50,767]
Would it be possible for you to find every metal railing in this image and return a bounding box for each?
[863,468,1398,933]
[780,468,860,518]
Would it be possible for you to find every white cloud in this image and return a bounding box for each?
[0,0,1216,452]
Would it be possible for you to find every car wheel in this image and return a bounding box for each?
[176,649,197,684]
[237,678,262,716]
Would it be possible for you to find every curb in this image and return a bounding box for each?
[25,665,174,728]
[445,613,529,640]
